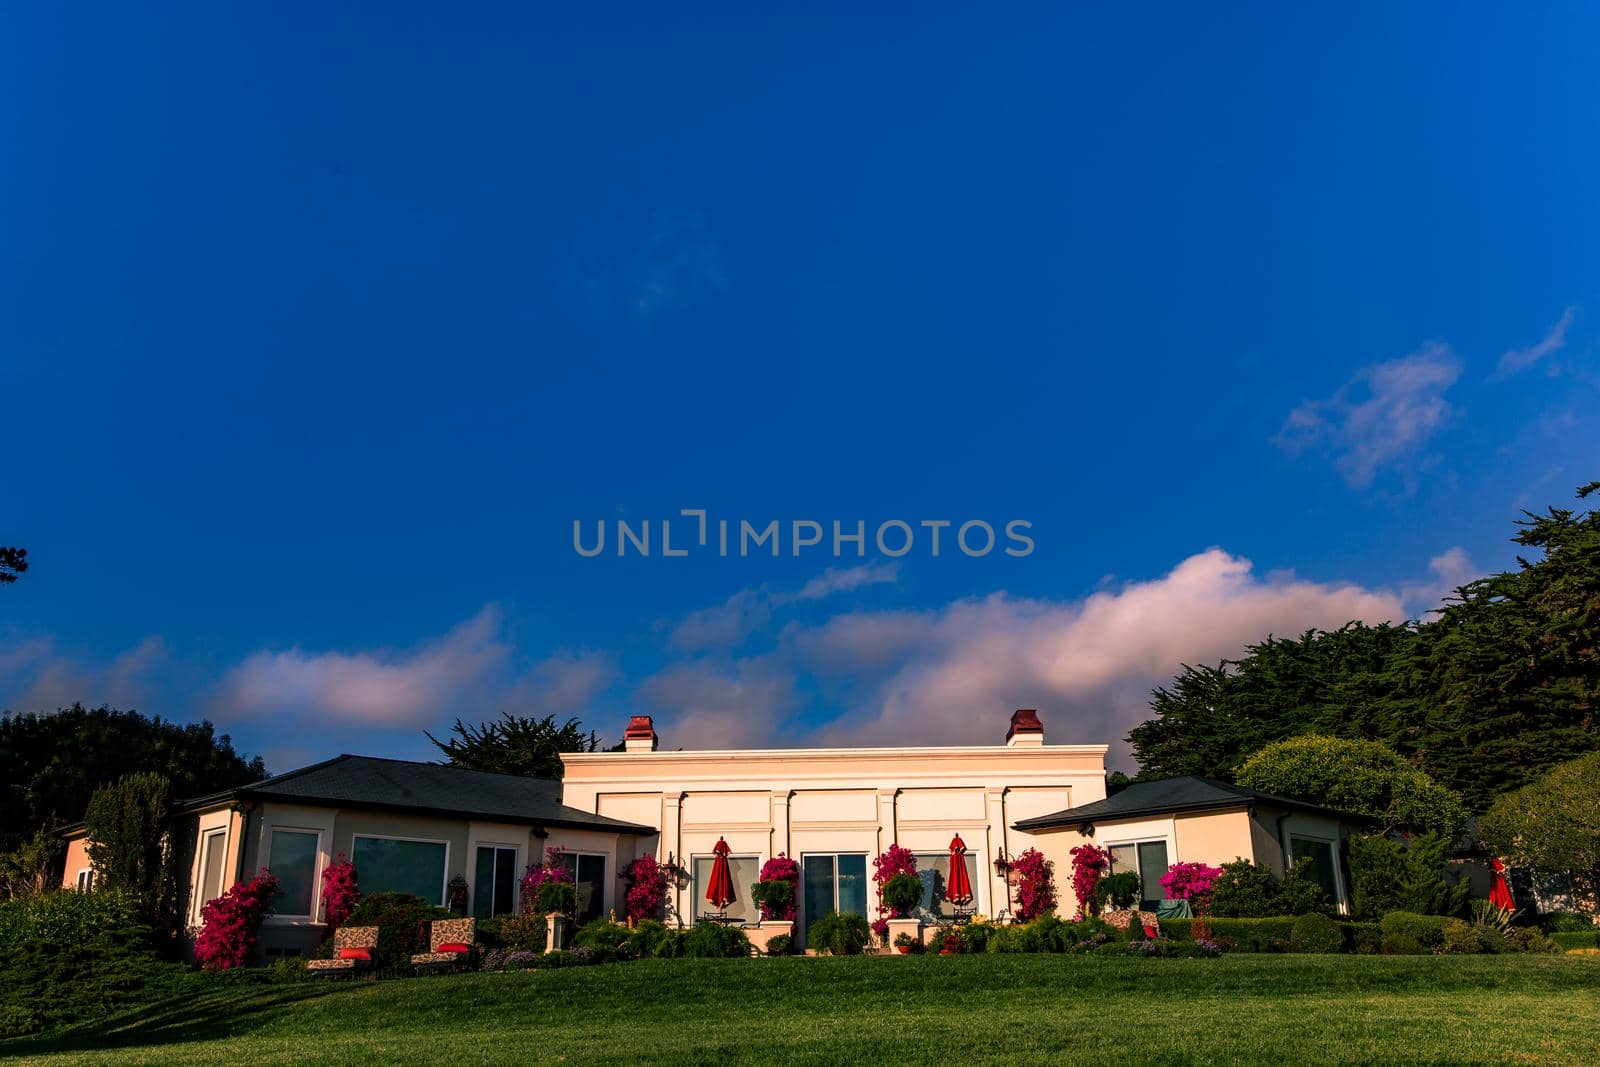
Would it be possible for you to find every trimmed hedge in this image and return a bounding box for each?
[1551,930,1600,950]
[1160,917,1380,954]
[0,889,145,954]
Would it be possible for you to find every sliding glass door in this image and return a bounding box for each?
[801,853,867,942]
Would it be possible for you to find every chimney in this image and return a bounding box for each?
[1006,708,1044,747]
[623,715,658,752]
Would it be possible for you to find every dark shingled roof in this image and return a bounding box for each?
[1011,775,1361,832]
[178,754,656,835]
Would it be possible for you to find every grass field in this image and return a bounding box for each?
[5,954,1600,1065]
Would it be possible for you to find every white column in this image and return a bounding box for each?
[662,792,684,925]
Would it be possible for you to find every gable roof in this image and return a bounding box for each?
[177,754,656,835]
[1011,775,1361,832]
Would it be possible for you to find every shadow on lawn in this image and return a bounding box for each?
[2,980,346,1058]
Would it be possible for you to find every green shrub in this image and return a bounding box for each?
[652,929,686,958]
[764,933,792,956]
[1159,917,1296,952]
[0,1002,43,1039]
[1380,911,1451,951]
[958,923,991,953]
[806,912,871,955]
[1347,834,1469,921]
[1094,872,1141,911]
[340,892,449,976]
[1207,858,1330,918]
[624,919,673,959]
[0,889,147,954]
[1549,930,1600,950]
[0,927,195,1037]
[1501,927,1561,954]
[1381,933,1429,955]
[1440,919,1492,955]
[539,949,572,968]
[1345,922,1383,954]
[683,923,750,958]
[1541,912,1596,933]
[534,881,577,915]
[266,956,312,982]
[881,873,923,917]
[1289,913,1344,953]
[573,918,631,954]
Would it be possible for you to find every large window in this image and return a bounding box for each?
[473,846,520,919]
[267,830,320,917]
[913,852,981,920]
[194,829,228,921]
[1291,837,1340,905]
[802,854,868,942]
[692,854,760,925]
[1109,839,1169,911]
[75,869,94,892]
[558,852,607,925]
[352,836,448,905]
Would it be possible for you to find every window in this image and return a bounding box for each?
[691,854,760,925]
[801,854,868,942]
[473,846,519,919]
[267,830,320,916]
[352,836,449,905]
[558,853,607,925]
[1109,839,1169,910]
[913,852,981,920]
[1291,837,1340,905]
[75,869,94,892]
[195,829,228,920]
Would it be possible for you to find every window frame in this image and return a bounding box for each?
[1105,836,1172,910]
[911,851,983,920]
[557,851,609,925]
[690,851,762,927]
[472,842,522,919]
[351,833,452,908]
[192,827,230,925]
[75,868,94,892]
[1288,833,1344,907]
[265,827,325,920]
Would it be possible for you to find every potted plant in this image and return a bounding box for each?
[939,928,962,955]
[749,854,800,955]
[892,931,917,954]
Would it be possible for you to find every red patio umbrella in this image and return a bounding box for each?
[1489,857,1515,911]
[946,834,974,908]
[705,837,736,914]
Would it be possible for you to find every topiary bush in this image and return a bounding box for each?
[806,911,872,955]
[1093,872,1141,911]
[764,933,792,956]
[340,892,449,976]
[1380,911,1451,952]
[880,873,923,918]
[1289,913,1344,954]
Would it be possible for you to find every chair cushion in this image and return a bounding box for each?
[337,947,372,960]
[436,942,470,954]
[410,951,464,965]
[306,958,355,971]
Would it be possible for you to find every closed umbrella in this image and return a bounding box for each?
[705,837,736,917]
[946,834,974,909]
[1489,857,1515,911]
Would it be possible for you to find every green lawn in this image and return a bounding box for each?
[6,954,1600,1065]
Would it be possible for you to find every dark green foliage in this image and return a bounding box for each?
[1207,859,1329,918]
[622,919,673,959]
[1128,483,1600,813]
[426,713,603,779]
[1540,912,1596,933]
[1236,736,1466,838]
[1162,917,1295,952]
[0,830,62,900]
[340,892,449,976]
[1094,872,1141,911]
[1380,911,1451,952]
[880,873,922,917]
[985,916,1115,953]
[0,888,146,954]
[683,923,750,958]
[1481,751,1600,914]
[806,912,872,955]
[0,704,265,854]
[572,918,631,954]
[750,879,793,915]
[1289,913,1344,954]
[83,773,171,921]
[1346,833,1468,921]
[476,912,547,951]
[764,933,792,955]
[0,921,188,1037]
[534,881,576,915]
[1550,930,1600,950]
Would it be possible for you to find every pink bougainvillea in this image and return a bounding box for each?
[1069,843,1110,918]
[520,846,575,914]
[871,845,919,927]
[1011,848,1057,922]
[756,854,800,921]
[623,854,670,923]
[320,853,359,935]
[1159,861,1222,912]
[194,869,279,971]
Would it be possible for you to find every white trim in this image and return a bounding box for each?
[192,827,229,925]
[470,842,523,918]
[351,833,452,907]
[74,868,94,892]
[564,744,1108,763]
[1287,831,1346,908]
[264,827,325,920]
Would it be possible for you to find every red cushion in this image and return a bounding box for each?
[1143,925,1159,939]
[436,942,471,954]
[337,947,371,960]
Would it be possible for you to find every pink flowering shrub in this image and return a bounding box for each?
[1069,844,1110,917]
[520,846,576,914]
[1160,861,1222,912]
[623,854,670,923]
[194,869,279,971]
[320,853,359,935]
[755,854,800,921]
[1012,848,1057,921]
[871,845,919,927]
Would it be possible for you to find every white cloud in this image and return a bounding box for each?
[508,650,620,716]
[1277,343,1462,489]
[1399,546,1477,616]
[789,562,899,602]
[1497,307,1577,376]
[669,563,902,652]
[0,635,168,714]
[635,656,797,749]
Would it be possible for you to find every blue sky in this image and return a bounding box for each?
[3,3,1598,773]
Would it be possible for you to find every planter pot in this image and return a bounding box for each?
[895,946,911,954]
[939,949,954,955]
[885,917,922,958]
[748,920,794,956]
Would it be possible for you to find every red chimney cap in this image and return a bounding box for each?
[623,715,656,740]
[1006,708,1043,741]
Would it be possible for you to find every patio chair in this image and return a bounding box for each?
[306,925,380,977]
[411,917,476,972]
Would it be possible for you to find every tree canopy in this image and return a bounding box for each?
[84,772,172,919]
[1129,482,1600,812]
[1479,751,1600,874]
[0,704,266,852]
[426,712,605,778]
[1236,735,1467,839]
[0,547,26,585]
